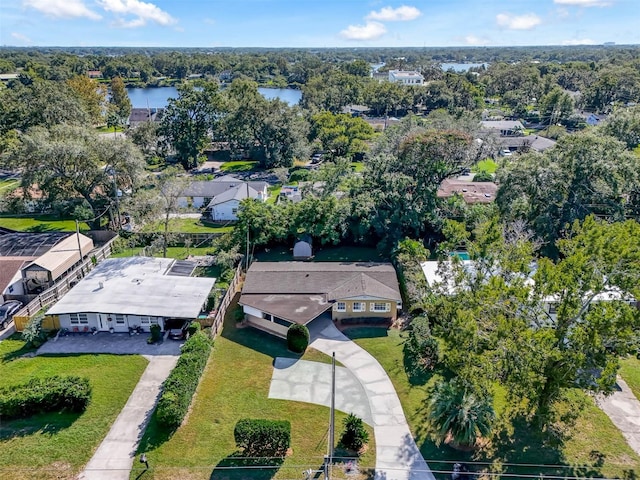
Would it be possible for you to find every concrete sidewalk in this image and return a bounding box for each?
[308,318,435,480]
[79,355,178,480]
[597,377,640,455]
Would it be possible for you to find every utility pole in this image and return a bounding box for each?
[245,181,250,270]
[326,352,336,480]
[75,220,84,277]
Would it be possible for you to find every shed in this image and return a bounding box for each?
[293,237,313,260]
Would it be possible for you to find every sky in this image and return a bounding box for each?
[1,0,638,48]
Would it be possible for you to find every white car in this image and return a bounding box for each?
[500,149,513,157]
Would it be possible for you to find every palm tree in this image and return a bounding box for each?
[427,378,495,448]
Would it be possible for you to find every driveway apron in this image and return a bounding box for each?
[309,318,435,480]
[78,355,178,480]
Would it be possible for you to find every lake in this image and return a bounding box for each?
[126,86,302,108]
[440,62,488,72]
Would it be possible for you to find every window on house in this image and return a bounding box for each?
[353,302,366,312]
[336,302,346,312]
[115,314,125,324]
[232,208,238,215]
[548,303,557,315]
[70,313,89,325]
[371,302,390,312]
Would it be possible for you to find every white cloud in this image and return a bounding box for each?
[97,0,176,27]
[11,32,32,44]
[23,0,101,20]
[366,5,421,22]
[562,38,597,45]
[463,35,490,46]
[340,21,387,40]
[496,13,542,30]
[554,0,611,7]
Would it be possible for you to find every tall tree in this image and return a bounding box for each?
[310,112,374,159]
[160,82,223,170]
[67,75,106,125]
[109,76,131,127]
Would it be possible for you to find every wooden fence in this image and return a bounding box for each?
[12,238,117,331]
[198,263,243,338]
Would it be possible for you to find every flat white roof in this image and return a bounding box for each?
[47,257,216,319]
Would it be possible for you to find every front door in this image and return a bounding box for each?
[112,314,129,333]
[97,314,110,332]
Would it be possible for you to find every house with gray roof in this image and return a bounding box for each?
[499,135,556,153]
[177,175,268,213]
[239,262,402,337]
[481,120,525,137]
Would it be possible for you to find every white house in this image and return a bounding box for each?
[47,256,216,333]
[208,184,264,221]
[178,175,268,210]
[388,70,424,85]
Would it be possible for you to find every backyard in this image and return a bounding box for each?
[0,336,148,480]
[0,214,85,232]
[345,327,640,480]
[132,301,376,480]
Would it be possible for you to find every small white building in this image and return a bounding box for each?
[47,257,216,333]
[208,184,265,221]
[178,175,268,210]
[388,70,424,85]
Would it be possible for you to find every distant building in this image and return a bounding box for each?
[129,108,164,128]
[86,70,102,79]
[177,175,268,212]
[481,120,525,137]
[437,179,498,204]
[388,70,424,85]
[0,73,19,82]
[499,135,557,153]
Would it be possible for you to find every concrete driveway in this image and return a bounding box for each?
[37,332,183,356]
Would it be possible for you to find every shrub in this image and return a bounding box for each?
[287,324,309,353]
[288,168,310,183]
[155,331,212,429]
[339,413,369,452]
[150,324,163,343]
[472,170,493,182]
[187,321,201,337]
[0,376,91,420]
[234,419,291,457]
[22,314,48,348]
[404,316,440,375]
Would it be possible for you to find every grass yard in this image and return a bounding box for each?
[133,301,375,480]
[139,217,234,234]
[111,245,215,259]
[219,161,259,173]
[346,327,640,480]
[0,178,19,195]
[255,245,384,263]
[0,214,87,232]
[0,336,148,480]
[267,185,282,204]
[474,158,498,174]
[620,357,640,400]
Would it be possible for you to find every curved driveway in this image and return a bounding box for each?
[308,318,435,480]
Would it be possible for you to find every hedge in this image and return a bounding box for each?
[156,330,212,429]
[0,375,91,420]
[234,418,291,457]
[286,324,309,353]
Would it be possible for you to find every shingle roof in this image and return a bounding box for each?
[242,262,401,300]
[499,135,556,152]
[208,184,260,206]
[0,259,27,294]
[180,178,268,198]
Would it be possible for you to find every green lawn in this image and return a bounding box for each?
[351,162,365,173]
[474,159,498,174]
[0,336,148,480]
[0,215,88,232]
[219,161,259,173]
[346,327,640,479]
[140,217,234,234]
[620,357,640,400]
[267,185,282,204]
[133,301,375,480]
[255,245,384,263]
[0,178,19,195]
[95,125,124,133]
[111,245,215,259]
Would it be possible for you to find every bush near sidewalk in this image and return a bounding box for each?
[156,330,213,429]
[0,375,91,419]
[234,418,291,457]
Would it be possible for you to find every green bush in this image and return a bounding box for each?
[0,376,91,420]
[287,324,309,353]
[22,314,48,348]
[150,323,163,343]
[187,321,201,337]
[234,418,291,457]
[339,413,369,452]
[156,331,212,429]
[473,170,493,182]
[288,168,310,183]
[403,316,440,375]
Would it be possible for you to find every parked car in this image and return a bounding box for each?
[167,322,190,340]
[0,300,23,330]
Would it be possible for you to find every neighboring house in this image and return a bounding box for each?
[87,70,102,79]
[388,70,424,85]
[341,104,371,117]
[280,185,302,202]
[239,262,402,338]
[0,73,19,82]
[437,179,498,204]
[208,184,263,221]
[177,175,268,210]
[585,113,603,126]
[481,120,525,137]
[129,108,164,128]
[0,232,94,299]
[499,135,556,153]
[47,256,215,333]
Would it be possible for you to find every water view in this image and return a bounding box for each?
[440,62,488,72]
[126,86,302,109]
